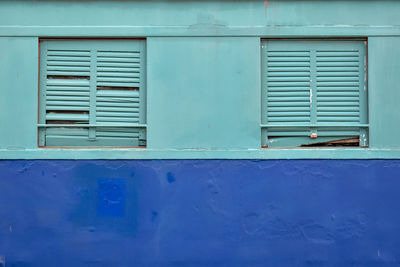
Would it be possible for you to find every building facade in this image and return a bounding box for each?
[1,1,400,266]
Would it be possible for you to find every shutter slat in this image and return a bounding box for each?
[97,67,140,72]
[316,62,359,67]
[317,66,359,72]
[47,66,90,71]
[96,101,140,108]
[48,50,90,56]
[267,86,309,92]
[317,77,359,82]
[268,106,310,112]
[46,79,90,86]
[97,77,140,83]
[96,72,140,78]
[46,113,89,121]
[268,72,310,77]
[97,57,140,63]
[97,82,140,88]
[46,91,89,96]
[46,100,89,106]
[269,96,310,102]
[46,96,90,101]
[316,56,359,62]
[97,62,141,68]
[267,77,310,82]
[268,91,309,97]
[268,62,311,67]
[97,118,140,123]
[96,107,139,112]
[267,67,311,72]
[46,71,91,76]
[47,56,90,62]
[48,61,91,67]
[97,51,140,57]
[268,82,310,87]
[96,111,139,117]
[316,51,359,56]
[46,106,90,111]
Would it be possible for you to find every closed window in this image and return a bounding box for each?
[261,39,368,148]
[38,39,146,147]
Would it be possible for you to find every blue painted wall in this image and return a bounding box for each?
[1,160,400,266]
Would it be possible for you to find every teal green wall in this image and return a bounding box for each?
[147,37,260,149]
[0,1,400,159]
[369,37,400,149]
[0,37,38,150]
[1,1,400,33]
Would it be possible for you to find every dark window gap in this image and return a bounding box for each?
[97,86,139,91]
[46,120,88,124]
[47,75,90,80]
[46,110,89,114]
[301,137,359,147]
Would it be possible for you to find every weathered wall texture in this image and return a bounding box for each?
[1,160,400,266]
[1,1,400,266]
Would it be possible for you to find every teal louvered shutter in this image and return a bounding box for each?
[38,40,146,147]
[261,40,368,148]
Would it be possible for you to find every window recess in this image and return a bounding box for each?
[38,39,146,147]
[261,39,368,148]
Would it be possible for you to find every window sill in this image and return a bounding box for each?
[0,148,400,159]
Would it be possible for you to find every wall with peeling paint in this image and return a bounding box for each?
[1,1,400,266]
[1,160,400,266]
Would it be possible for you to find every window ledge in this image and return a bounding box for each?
[1,148,400,159]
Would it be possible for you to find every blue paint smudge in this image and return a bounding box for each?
[97,178,126,217]
[167,172,176,183]
[151,211,158,222]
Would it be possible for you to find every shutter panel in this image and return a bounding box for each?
[316,50,362,124]
[45,49,91,123]
[265,50,311,124]
[38,40,146,147]
[261,40,368,148]
[95,48,144,145]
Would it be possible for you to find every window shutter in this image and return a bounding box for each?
[263,47,311,125]
[261,40,368,148]
[38,40,146,147]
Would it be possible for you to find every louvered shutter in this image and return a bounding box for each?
[261,40,368,148]
[38,40,146,147]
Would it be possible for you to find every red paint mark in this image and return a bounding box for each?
[264,1,270,17]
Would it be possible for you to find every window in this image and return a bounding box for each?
[261,39,368,148]
[38,39,146,147]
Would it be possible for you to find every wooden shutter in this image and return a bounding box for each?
[261,40,368,148]
[38,40,146,147]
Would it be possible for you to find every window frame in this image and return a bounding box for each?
[261,38,369,149]
[37,38,147,149]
